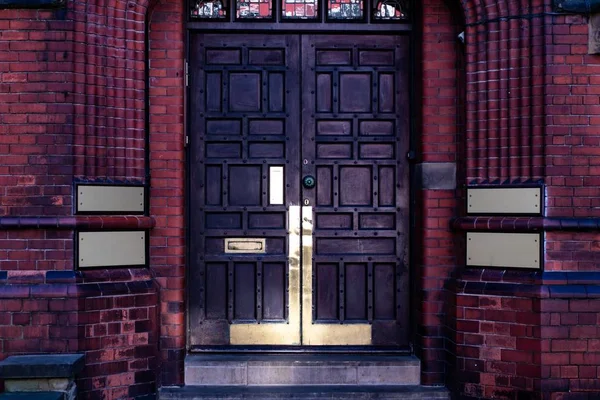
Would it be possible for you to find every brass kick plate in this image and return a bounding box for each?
[224,238,266,254]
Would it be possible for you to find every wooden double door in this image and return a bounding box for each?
[189,33,410,348]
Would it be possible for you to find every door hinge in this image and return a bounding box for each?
[185,60,189,87]
[185,135,189,147]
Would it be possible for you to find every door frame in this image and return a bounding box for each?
[183,9,419,353]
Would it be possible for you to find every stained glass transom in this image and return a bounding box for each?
[237,0,272,18]
[373,0,408,19]
[191,0,227,18]
[328,0,363,19]
[282,0,318,19]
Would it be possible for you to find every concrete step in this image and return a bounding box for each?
[185,355,420,387]
[159,385,450,400]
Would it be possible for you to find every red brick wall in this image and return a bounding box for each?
[147,0,186,386]
[0,9,74,219]
[545,12,600,270]
[455,272,542,399]
[3,0,600,399]
[540,295,600,395]
[0,10,75,273]
[0,270,159,399]
[0,0,161,398]
[417,0,463,386]
[75,271,159,400]
[450,1,600,399]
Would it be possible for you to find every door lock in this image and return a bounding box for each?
[302,175,316,189]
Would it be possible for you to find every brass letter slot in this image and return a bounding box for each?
[224,238,266,254]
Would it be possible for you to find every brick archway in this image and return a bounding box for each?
[143,0,551,390]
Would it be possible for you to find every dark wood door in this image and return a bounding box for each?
[188,34,302,346]
[189,33,409,348]
[300,35,410,346]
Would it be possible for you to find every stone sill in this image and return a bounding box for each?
[0,354,83,379]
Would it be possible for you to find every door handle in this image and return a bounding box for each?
[302,175,316,189]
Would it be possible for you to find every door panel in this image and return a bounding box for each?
[189,33,409,348]
[189,34,301,346]
[301,35,410,346]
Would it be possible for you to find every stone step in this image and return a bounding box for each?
[0,354,84,379]
[0,393,64,400]
[159,385,450,400]
[185,355,420,387]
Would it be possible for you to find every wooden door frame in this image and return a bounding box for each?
[183,13,419,353]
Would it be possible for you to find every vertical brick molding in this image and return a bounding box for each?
[462,0,547,183]
[71,0,147,181]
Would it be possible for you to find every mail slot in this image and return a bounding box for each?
[224,238,266,254]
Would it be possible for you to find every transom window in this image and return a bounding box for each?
[190,0,409,23]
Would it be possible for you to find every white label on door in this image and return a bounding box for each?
[269,166,284,205]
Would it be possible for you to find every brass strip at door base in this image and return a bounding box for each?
[301,206,372,345]
[230,206,301,345]
[230,323,299,345]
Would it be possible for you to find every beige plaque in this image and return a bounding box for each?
[77,185,144,213]
[78,231,146,268]
[224,238,266,254]
[466,232,540,269]
[467,187,541,215]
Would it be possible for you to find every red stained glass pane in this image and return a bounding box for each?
[237,0,273,19]
[328,0,363,19]
[373,0,408,20]
[191,0,227,18]
[282,0,318,19]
